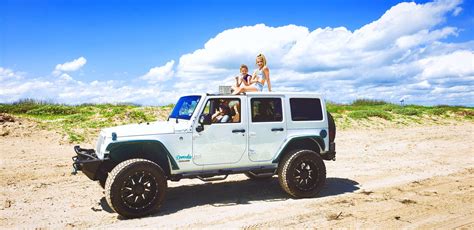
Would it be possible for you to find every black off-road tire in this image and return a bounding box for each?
[98,178,106,188]
[244,172,274,180]
[278,149,326,198]
[105,159,167,218]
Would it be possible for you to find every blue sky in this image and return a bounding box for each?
[1,0,473,105]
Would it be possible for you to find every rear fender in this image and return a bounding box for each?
[272,136,325,163]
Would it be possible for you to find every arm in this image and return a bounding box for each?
[264,67,271,92]
[235,76,242,87]
[211,110,221,122]
[249,71,263,84]
[232,105,240,122]
[243,75,250,86]
[233,105,240,116]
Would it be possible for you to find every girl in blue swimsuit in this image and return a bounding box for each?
[234,64,252,88]
[232,53,272,94]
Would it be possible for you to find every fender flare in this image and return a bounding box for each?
[105,140,179,171]
[272,135,325,163]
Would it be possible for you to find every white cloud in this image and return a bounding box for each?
[0,67,23,81]
[169,0,472,105]
[453,6,462,16]
[59,73,74,81]
[177,24,309,79]
[2,0,473,106]
[53,57,87,76]
[408,80,432,89]
[348,0,460,50]
[418,50,474,79]
[396,27,458,49]
[140,60,175,83]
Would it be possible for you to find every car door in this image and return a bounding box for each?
[248,96,287,162]
[192,96,247,166]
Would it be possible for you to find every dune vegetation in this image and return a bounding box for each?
[1,98,472,143]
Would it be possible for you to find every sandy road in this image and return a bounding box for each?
[1,119,473,228]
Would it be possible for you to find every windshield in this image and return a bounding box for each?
[169,96,201,120]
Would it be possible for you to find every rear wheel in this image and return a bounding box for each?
[105,159,167,218]
[278,149,326,198]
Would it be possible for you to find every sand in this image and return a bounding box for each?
[1,117,473,228]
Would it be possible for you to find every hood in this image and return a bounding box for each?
[102,120,191,138]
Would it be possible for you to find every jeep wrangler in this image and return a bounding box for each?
[72,92,336,218]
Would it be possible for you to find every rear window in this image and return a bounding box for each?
[290,98,323,121]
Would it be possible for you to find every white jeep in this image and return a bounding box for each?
[72,92,336,218]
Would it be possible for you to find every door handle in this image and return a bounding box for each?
[271,128,284,132]
[232,129,246,133]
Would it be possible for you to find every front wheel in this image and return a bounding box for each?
[105,159,167,218]
[278,149,326,198]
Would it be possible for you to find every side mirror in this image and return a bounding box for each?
[196,114,211,133]
[196,125,204,132]
[199,114,211,125]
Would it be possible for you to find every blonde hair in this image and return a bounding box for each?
[256,53,267,67]
[240,64,248,71]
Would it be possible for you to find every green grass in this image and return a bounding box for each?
[1,98,473,143]
[392,107,422,116]
[326,99,473,129]
[347,110,393,120]
[351,99,389,106]
[0,99,172,143]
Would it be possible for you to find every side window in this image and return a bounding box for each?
[251,98,283,122]
[290,98,323,121]
[204,98,241,124]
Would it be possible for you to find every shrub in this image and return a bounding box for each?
[380,104,399,112]
[67,132,85,143]
[348,110,393,120]
[393,108,422,116]
[100,107,127,118]
[26,105,79,115]
[434,105,461,112]
[428,108,448,116]
[65,114,89,122]
[351,99,388,106]
[456,110,474,119]
[127,110,154,122]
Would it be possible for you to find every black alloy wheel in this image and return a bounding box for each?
[105,159,167,218]
[293,160,319,192]
[120,171,159,210]
[278,149,326,198]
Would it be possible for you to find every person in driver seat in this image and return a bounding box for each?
[212,100,231,123]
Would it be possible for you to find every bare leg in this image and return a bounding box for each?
[232,87,242,95]
[232,85,258,95]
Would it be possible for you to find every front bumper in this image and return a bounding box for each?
[72,146,103,180]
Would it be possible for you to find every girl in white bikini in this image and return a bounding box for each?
[232,53,271,94]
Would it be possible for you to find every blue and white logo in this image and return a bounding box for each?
[176,154,192,161]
